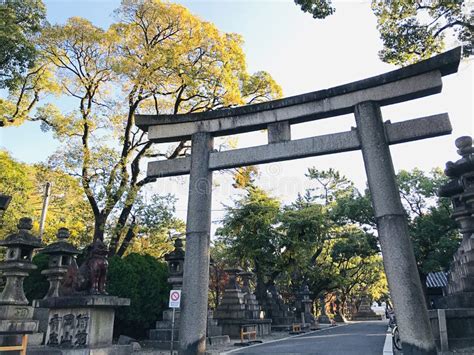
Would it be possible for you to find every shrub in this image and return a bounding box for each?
[107,253,170,339]
[24,253,49,301]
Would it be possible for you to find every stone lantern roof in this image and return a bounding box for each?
[0,217,42,249]
[442,136,474,179]
[40,227,80,256]
[164,237,185,262]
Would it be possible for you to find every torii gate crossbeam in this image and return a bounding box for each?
[136,47,462,355]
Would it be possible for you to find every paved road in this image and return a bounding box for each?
[229,321,388,354]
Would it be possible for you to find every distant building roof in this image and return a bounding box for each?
[426,272,448,288]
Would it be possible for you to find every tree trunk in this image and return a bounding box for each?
[108,203,134,257]
[116,223,137,257]
[93,213,107,242]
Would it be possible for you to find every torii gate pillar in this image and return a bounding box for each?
[356,102,436,354]
[179,132,214,354]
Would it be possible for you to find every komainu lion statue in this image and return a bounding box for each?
[60,239,109,296]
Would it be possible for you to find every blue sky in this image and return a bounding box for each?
[1,0,472,222]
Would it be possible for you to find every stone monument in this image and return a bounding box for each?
[352,294,381,321]
[257,283,293,331]
[296,285,318,328]
[30,235,131,354]
[317,295,331,324]
[239,271,260,320]
[0,217,42,348]
[214,268,271,337]
[431,136,474,351]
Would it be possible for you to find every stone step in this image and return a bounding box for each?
[163,311,181,322]
[148,328,179,341]
[141,340,179,350]
[154,320,173,329]
[207,335,230,346]
[207,324,222,337]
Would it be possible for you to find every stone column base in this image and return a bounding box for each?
[429,308,474,351]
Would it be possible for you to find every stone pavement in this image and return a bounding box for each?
[223,321,388,354]
[133,321,389,354]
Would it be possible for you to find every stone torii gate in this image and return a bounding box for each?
[136,48,461,355]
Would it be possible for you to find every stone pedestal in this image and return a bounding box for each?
[145,308,180,349]
[429,309,474,351]
[30,296,130,354]
[352,295,381,321]
[442,236,474,308]
[0,305,38,334]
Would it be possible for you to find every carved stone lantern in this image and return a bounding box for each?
[296,284,317,325]
[0,217,43,305]
[40,228,80,298]
[439,136,474,304]
[0,217,42,335]
[239,271,253,294]
[440,136,474,238]
[224,267,242,290]
[300,285,312,312]
[164,237,185,290]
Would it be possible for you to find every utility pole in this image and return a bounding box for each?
[39,182,52,240]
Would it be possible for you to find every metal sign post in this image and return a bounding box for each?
[169,290,181,354]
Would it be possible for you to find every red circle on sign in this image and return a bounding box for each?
[171,291,180,301]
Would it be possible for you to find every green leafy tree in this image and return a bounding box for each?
[0,0,46,91]
[120,194,185,258]
[396,168,460,291]
[216,187,281,302]
[2,0,282,256]
[372,0,473,65]
[276,202,331,297]
[0,150,94,246]
[294,0,335,19]
[209,240,233,309]
[329,167,460,296]
[24,253,49,301]
[295,0,473,65]
[305,168,354,205]
[104,253,170,338]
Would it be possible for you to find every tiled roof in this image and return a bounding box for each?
[426,271,448,288]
